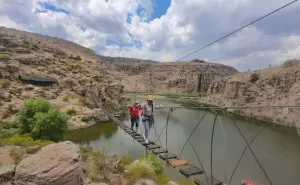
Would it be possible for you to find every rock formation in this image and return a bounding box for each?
[0,26,123,128]
[200,59,300,127]
[0,141,85,185]
[104,61,238,93]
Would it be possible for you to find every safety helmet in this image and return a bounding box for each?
[146,95,153,101]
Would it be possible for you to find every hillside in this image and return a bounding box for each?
[0,27,123,128]
[198,59,300,127]
[104,59,238,93]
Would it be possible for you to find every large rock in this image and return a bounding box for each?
[0,91,11,102]
[14,141,85,185]
[0,165,16,183]
[7,60,20,73]
[93,109,109,122]
[43,91,58,100]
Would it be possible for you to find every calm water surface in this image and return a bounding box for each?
[64,98,300,185]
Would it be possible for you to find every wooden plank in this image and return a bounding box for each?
[179,164,203,177]
[133,135,143,139]
[146,144,160,150]
[151,148,168,154]
[167,159,188,167]
[140,141,154,146]
[136,138,144,142]
[192,175,223,185]
[159,153,177,160]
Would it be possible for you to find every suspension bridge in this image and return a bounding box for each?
[92,90,300,185]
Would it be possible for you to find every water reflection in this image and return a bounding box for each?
[64,121,118,143]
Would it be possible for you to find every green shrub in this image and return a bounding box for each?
[143,153,163,174]
[0,54,10,61]
[79,145,93,154]
[0,127,18,139]
[18,98,69,141]
[66,108,76,116]
[125,160,156,183]
[156,174,169,185]
[6,119,20,129]
[120,155,133,166]
[92,151,102,161]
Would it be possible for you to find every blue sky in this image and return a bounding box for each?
[1,0,300,70]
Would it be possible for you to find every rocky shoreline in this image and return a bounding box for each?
[0,141,181,185]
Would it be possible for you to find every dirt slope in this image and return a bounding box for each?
[0,26,123,128]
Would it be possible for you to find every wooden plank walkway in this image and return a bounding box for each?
[102,109,223,185]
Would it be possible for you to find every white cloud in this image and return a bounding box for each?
[1,0,300,70]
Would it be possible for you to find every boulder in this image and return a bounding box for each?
[7,60,20,73]
[24,84,34,91]
[14,141,85,185]
[43,91,57,100]
[93,109,109,122]
[0,165,16,183]
[0,91,11,102]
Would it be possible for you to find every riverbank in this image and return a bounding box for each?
[0,135,189,185]
[172,96,299,134]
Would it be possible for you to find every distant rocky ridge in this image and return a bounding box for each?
[98,55,157,64]
[104,60,238,93]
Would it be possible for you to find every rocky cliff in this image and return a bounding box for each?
[199,59,300,127]
[104,59,238,93]
[0,27,123,128]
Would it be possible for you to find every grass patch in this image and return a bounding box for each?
[0,54,10,61]
[178,178,197,185]
[0,78,11,88]
[0,135,53,147]
[66,108,76,116]
[120,155,133,166]
[63,93,75,102]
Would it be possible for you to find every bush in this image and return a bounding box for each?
[0,54,10,61]
[143,153,163,174]
[79,145,93,154]
[125,160,156,183]
[120,155,133,166]
[66,108,76,116]
[0,127,18,139]
[18,98,69,141]
[155,174,169,185]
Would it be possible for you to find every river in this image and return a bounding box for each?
[64,97,300,185]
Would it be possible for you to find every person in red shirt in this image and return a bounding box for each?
[128,102,141,132]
